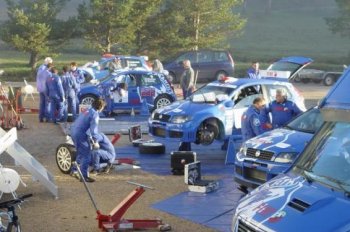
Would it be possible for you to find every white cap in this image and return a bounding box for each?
[44,57,53,65]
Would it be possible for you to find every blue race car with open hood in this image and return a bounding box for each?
[231,67,350,232]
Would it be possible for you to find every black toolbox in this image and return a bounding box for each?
[170,151,197,175]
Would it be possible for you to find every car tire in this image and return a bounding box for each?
[56,143,76,174]
[154,94,173,110]
[323,74,335,86]
[215,71,228,81]
[80,94,97,106]
[198,123,219,145]
[139,142,165,154]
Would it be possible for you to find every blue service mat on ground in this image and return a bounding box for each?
[116,138,232,176]
[152,177,245,232]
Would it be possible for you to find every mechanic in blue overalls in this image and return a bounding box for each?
[90,132,116,175]
[246,61,261,79]
[69,62,85,115]
[45,67,65,124]
[61,66,78,121]
[241,97,266,142]
[70,98,106,182]
[262,89,302,129]
[36,58,53,122]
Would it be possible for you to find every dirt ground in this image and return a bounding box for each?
[0,82,329,232]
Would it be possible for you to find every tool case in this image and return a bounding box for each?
[184,161,219,193]
[170,151,196,175]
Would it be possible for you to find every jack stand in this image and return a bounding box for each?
[74,163,171,232]
[178,142,191,151]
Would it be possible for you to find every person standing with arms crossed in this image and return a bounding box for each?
[36,57,53,122]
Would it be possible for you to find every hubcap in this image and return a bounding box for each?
[81,97,95,106]
[57,147,72,172]
[156,98,171,108]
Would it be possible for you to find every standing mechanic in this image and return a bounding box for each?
[45,67,65,124]
[36,58,53,122]
[246,61,261,79]
[241,97,266,142]
[69,62,85,115]
[61,66,78,121]
[90,132,116,175]
[70,98,106,182]
[262,88,303,129]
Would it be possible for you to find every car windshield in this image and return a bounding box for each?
[189,84,235,103]
[286,108,323,133]
[294,122,350,194]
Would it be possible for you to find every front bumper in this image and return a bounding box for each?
[234,151,291,189]
[148,119,197,142]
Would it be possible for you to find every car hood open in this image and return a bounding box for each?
[260,56,313,81]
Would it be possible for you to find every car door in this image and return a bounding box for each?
[139,73,163,105]
[110,73,140,109]
[232,85,263,129]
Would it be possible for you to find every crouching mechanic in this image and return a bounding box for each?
[241,97,266,142]
[90,132,116,175]
[70,98,106,182]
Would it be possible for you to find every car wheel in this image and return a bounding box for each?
[323,74,335,86]
[198,122,219,145]
[154,94,173,109]
[215,71,228,80]
[56,144,76,174]
[139,142,165,154]
[80,94,97,106]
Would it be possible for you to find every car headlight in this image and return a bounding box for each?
[274,152,298,163]
[171,115,190,124]
[239,144,248,156]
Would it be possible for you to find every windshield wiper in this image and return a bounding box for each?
[304,171,350,197]
[315,174,350,198]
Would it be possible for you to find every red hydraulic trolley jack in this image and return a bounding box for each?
[74,162,171,232]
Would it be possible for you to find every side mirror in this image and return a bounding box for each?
[224,100,234,108]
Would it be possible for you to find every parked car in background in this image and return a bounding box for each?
[231,67,350,232]
[78,70,176,114]
[294,65,346,86]
[163,49,235,83]
[234,107,323,192]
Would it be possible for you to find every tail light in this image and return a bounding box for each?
[228,53,235,68]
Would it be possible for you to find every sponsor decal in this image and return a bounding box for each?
[253,118,260,126]
[268,210,286,223]
[141,88,155,97]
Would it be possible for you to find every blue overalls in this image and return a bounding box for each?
[61,72,78,121]
[246,67,261,79]
[70,107,100,179]
[36,65,51,122]
[241,105,264,142]
[264,100,302,128]
[70,69,85,115]
[45,73,65,123]
[91,133,116,171]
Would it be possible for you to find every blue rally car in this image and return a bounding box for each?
[78,70,176,113]
[149,56,310,145]
[234,106,324,191]
[231,67,350,232]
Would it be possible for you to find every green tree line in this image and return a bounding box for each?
[0,0,246,70]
